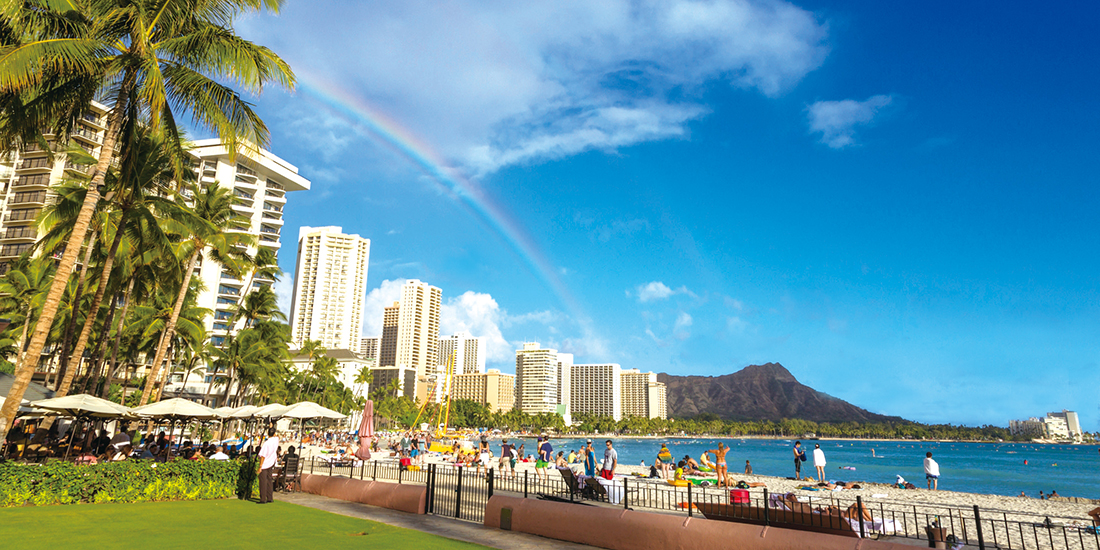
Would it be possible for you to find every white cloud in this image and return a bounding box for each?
[361,279,407,337]
[634,281,695,302]
[807,94,894,148]
[241,0,828,173]
[504,310,561,327]
[675,311,693,329]
[440,291,513,363]
[273,275,294,317]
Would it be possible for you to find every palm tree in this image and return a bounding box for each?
[0,0,294,439]
[43,127,180,397]
[294,339,324,401]
[0,256,55,366]
[353,366,373,399]
[138,183,252,405]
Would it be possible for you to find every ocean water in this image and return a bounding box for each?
[496,436,1100,500]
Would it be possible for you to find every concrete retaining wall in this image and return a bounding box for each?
[299,473,426,514]
[484,495,916,550]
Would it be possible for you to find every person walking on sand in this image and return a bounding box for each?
[924,452,940,490]
[812,443,826,482]
[793,441,805,479]
[601,440,618,480]
[706,442,730,488]
[258,427,279,504]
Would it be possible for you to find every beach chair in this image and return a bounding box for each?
[556,468,590,500]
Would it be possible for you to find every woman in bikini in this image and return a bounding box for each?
[706,443,730,488]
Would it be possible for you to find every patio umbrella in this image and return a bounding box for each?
[1,397,53,418]
[31,394,134,458]
[282,401,346,420]
[354,400,373,461]
[31,393,133,419]
[283,401,346,453]
[133,398,218,460]
[212,406,239,418]
[229,405,261,418]
[253,403,290,419]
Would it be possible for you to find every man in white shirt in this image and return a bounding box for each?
[209,445,230,461]
[258,427,279,503]
[924,452,940,490]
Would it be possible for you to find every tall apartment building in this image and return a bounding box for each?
[368,365,417,400]
[452,369,515,413]
[288,226,370,350]
[377,280,441,403]
[514,342,572,417]
[189,139,310,345]
[0,102,110,274]
[1047,410,1082,439]
[437,332,486,375]
[379,303,400,367]
[570,363,622,421]
[359,337,380,360]
[620,369,668,419]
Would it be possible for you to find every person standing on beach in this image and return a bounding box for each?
[793,441,805,479]
[584,439,596,477]
[706,443,729,488]
[812,444,826,482]
[924,452,940,490]
[257,427,279,504]
[601,440,618,480]
[658,443,673,479]
[745,460,753,475]
[536,436,553,482]
[499,439,514,480]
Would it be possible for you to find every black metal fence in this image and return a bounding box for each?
[305,458,1099,550]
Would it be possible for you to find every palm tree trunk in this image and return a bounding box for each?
[79,294,118,395]
[102,279,135,398]
[55,232,98,391]
[0,74,132,441]
[139,246,200,406]
[57,209,129,397]
[154,341,175,402]
[202,364,218,407]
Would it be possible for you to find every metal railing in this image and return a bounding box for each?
[304,458,1099,549]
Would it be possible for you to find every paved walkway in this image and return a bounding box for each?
[275,492,598,550]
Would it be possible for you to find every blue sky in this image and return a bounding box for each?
[225,1,1100,428]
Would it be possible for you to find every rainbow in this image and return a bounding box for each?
[296,74,588,322]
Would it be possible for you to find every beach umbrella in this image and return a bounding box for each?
[354,400,374,461]
[212,406,239,418]
[1,397,52,418]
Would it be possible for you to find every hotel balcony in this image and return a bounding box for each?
[263,192,286,204]
[17,157,52,172]
[260,211,284,225]
[1,226,38,242]
[71,125,102,145]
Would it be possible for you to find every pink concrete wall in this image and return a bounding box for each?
[300,473,426,514]
[484,495,916,550]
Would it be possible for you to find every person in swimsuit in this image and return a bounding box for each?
[706,443,729,488]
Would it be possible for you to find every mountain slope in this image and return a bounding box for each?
[657,363,905,423]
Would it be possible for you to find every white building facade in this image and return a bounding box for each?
[189,139,310,346]
[438,332,486,375]
[570,363,622,421]
[288,226,371,350]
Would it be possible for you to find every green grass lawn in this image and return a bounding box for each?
[0,499,491,549]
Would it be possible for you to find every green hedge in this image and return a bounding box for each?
[0,458,262,507]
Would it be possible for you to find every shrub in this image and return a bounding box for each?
[0,457,261,507]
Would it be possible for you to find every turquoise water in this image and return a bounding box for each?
[500,437,1100,499]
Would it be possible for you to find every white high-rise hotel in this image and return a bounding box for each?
[437,332,486,375]
[188,140,311,344]
[288,226,371,350]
